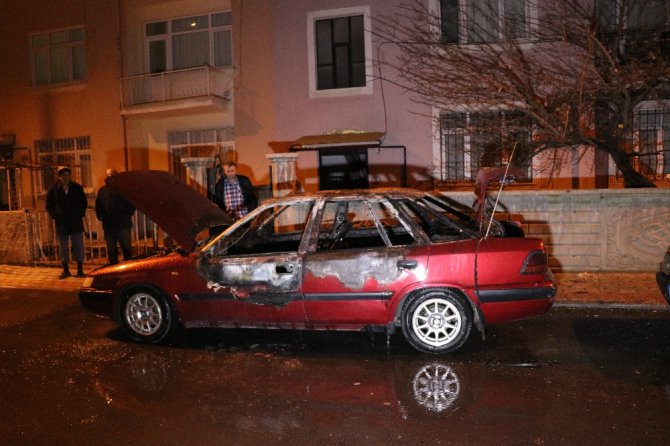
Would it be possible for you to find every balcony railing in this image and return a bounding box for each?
[120,65,234,110]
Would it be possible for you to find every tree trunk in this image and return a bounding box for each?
[608,148,656,188]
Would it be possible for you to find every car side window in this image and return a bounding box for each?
[316,199,415,251]
[214,201,314,256]
[396,199,470,242]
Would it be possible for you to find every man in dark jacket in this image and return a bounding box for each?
[46,166,88,279]
[214,161,258,220]
[95,168,136,265]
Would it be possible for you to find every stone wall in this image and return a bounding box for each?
[0,211,32,264]
[442,189,670,272]
[1,189,668,272]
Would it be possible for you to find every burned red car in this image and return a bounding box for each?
[79,170,555,354]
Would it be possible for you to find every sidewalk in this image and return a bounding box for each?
[0,264,87,292]
[554,272,667,308]
[0,264,667,308]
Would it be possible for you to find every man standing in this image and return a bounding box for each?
[95,168,135,264]
[46,166,88,279]
[214,161,258,220]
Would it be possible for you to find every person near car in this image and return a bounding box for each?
[46,166,89,279]
[213,161,258,220]
[95,168,136,265]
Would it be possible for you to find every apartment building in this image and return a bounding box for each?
[1,0,669,213]
[0,0,123,210]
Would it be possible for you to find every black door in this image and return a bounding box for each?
[319,149,369,190]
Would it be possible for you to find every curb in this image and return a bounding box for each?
[554,301,669,311]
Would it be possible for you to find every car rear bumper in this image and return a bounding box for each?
[656,272,670,304]
[475,274,556,325]
[79,288,114,318]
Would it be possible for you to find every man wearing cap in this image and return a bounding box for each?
[46,166,88,279]
[95,168,135,265]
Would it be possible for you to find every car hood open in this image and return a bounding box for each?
[106,170,233,252]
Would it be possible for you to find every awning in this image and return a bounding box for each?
[289,131,385,150]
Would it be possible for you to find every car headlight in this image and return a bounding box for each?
[82,277,94,288]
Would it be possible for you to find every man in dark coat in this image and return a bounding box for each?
[46,166,89,279]
[95,168,136,265]
[214,161,258,220]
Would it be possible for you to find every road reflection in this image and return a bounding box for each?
[409,362,461,413]
[91,335,543,427]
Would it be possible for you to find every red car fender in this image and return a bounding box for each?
[386,281,483,330]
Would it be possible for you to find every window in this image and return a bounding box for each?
[395,197,478,242]
[630,108,670,177]
[440,0,533,44]
[167,127,235,191]
[308,7,372,97]
[315,15,365,90]
[35,136,92,192]
[215,201,315,256]
[316,199,416,251]
[145,11,232,73]
[31,27,86,86]
[596,0,670,32]
[438,111,532,182]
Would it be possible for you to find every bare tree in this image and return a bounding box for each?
[375,0,670,187]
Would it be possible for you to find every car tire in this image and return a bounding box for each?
[120,286,176,344]
[401,290,472,354]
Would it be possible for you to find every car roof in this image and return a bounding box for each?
[259,187,428,205]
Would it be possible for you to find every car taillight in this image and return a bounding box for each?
[521,250,548,275]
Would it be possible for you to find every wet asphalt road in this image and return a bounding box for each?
[0,289,669,445]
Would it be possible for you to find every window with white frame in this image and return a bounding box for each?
[307,6,372,97]
[31,27,86,86]
[440,0,533,44]
[438,111,532,181]
[596,0,670,32]
[145,11,232,73]
[35,136,92,193]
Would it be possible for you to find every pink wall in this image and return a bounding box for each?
[270,0,434,189]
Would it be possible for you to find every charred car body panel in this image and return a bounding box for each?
[80,176,555,354]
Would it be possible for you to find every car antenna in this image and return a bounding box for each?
[484,142,518,239]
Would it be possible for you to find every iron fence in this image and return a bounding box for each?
[29,208,164,266]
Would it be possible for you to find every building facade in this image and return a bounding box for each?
[1,0,669,213]
[0,0,124,210]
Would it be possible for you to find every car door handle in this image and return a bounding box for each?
[397,259,418,270]
[276,264,294,274]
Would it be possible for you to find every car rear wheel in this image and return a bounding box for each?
[120,287,176,344]
[402,290,472,354]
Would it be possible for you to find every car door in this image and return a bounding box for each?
[301,198,427,327]
[194,200,314,327]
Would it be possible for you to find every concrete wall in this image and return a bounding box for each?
[442,189,670,272]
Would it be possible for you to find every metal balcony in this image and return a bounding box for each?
[120,65,234,115]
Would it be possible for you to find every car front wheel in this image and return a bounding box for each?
[402,290,472,354]
[120,287,176,344]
